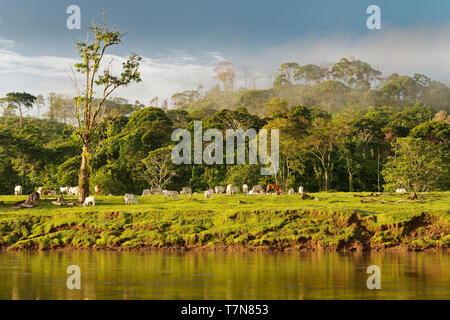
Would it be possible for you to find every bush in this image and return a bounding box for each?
[90,167,128,195]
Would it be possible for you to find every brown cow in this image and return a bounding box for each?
[266,184,283,195]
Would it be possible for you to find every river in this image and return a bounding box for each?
[0,251,448,299]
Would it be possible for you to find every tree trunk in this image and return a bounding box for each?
[349,173,353,192]
[377,149,380,192]
[324,169,328,191]
[19,107,23,128]
[78,146,90,203]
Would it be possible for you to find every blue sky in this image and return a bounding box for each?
[1,0,450,109]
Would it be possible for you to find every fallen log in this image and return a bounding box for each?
[10,203,35,209]
[51,201,76,207]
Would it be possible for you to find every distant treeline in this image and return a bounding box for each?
[0,104,448,195]
[0,57,449,195]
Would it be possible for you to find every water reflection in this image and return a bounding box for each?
[0,251,448,300]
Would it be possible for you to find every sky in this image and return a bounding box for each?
[1,0,450,113]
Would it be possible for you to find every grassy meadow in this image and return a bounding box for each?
[0,192,448,251]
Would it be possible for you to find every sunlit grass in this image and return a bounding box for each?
[0,192,448,251]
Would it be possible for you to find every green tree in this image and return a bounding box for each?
[142,147,176,189]
[225,164,261,188]
[166,109,192,128]
[72,19,142,202]
[382,137,448,192]
[4,92,36,127]
[294,64,327,85]
[265,97,289,118]
[263,117,305,187]
[410,120,450,148]
[331,57,381,89]
[304,118,339,191]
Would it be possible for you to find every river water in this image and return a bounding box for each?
[0,251,448,300]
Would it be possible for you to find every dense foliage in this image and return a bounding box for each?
[1,58,449,195]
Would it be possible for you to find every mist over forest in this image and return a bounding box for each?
[1,57,449,195]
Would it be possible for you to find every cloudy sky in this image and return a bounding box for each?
[1,0,450,112]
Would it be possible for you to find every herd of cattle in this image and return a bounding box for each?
[13,185,100,197]
[12,184,306,207]
[12,184,412,208]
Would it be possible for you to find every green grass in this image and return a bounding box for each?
[0,192,448,251]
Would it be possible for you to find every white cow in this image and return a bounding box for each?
[215,186,225,194]
[288,188,295,195]
[396,188,407,194]
[68,187,78,196]
[14,185,22,195]
[226,184,234,195]
[251,185,263,194]
[298,186,304,194]
[163,190,179,200]
[60,187,69,195]
[181,187,192,198]
[204,189,214,200]
[124,194,138,205]
[243,184,248,195]
[37,187,43,195]
[142,189,151,196]
[83,196,95,207]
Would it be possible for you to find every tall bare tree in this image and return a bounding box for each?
[214,61,235,91]
[72,18,142,202]
[150,96,159,107]
[35,94,45,119]
[161,99,168,111]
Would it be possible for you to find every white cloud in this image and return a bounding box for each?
[0,44,223,108]
[0,38,14,50]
